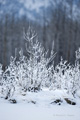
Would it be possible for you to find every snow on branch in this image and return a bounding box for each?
[23,27,37,42]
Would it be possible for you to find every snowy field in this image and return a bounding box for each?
[0,89,80,120]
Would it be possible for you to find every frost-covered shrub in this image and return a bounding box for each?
[69,48,80,96]
[1,27,55,95]
[1,28,80,99]
[71,66,80,96]
[15,49,28,92]
[67,48,80,96]
[2,56,17,99]
[50,57,69,90]
[23,27,55,91]
[50,50,80,97]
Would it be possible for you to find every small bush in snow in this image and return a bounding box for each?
[0,28,80,100]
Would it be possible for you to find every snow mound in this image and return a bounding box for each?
[1,88,78,106]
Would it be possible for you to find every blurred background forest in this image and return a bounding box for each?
[0,0,80,69]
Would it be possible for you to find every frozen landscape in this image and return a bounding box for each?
[0,0,80,120]
[0,28,80,120]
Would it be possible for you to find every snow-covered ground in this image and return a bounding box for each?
[0,89,80,120]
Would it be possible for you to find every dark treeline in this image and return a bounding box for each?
[0,0,80,69]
